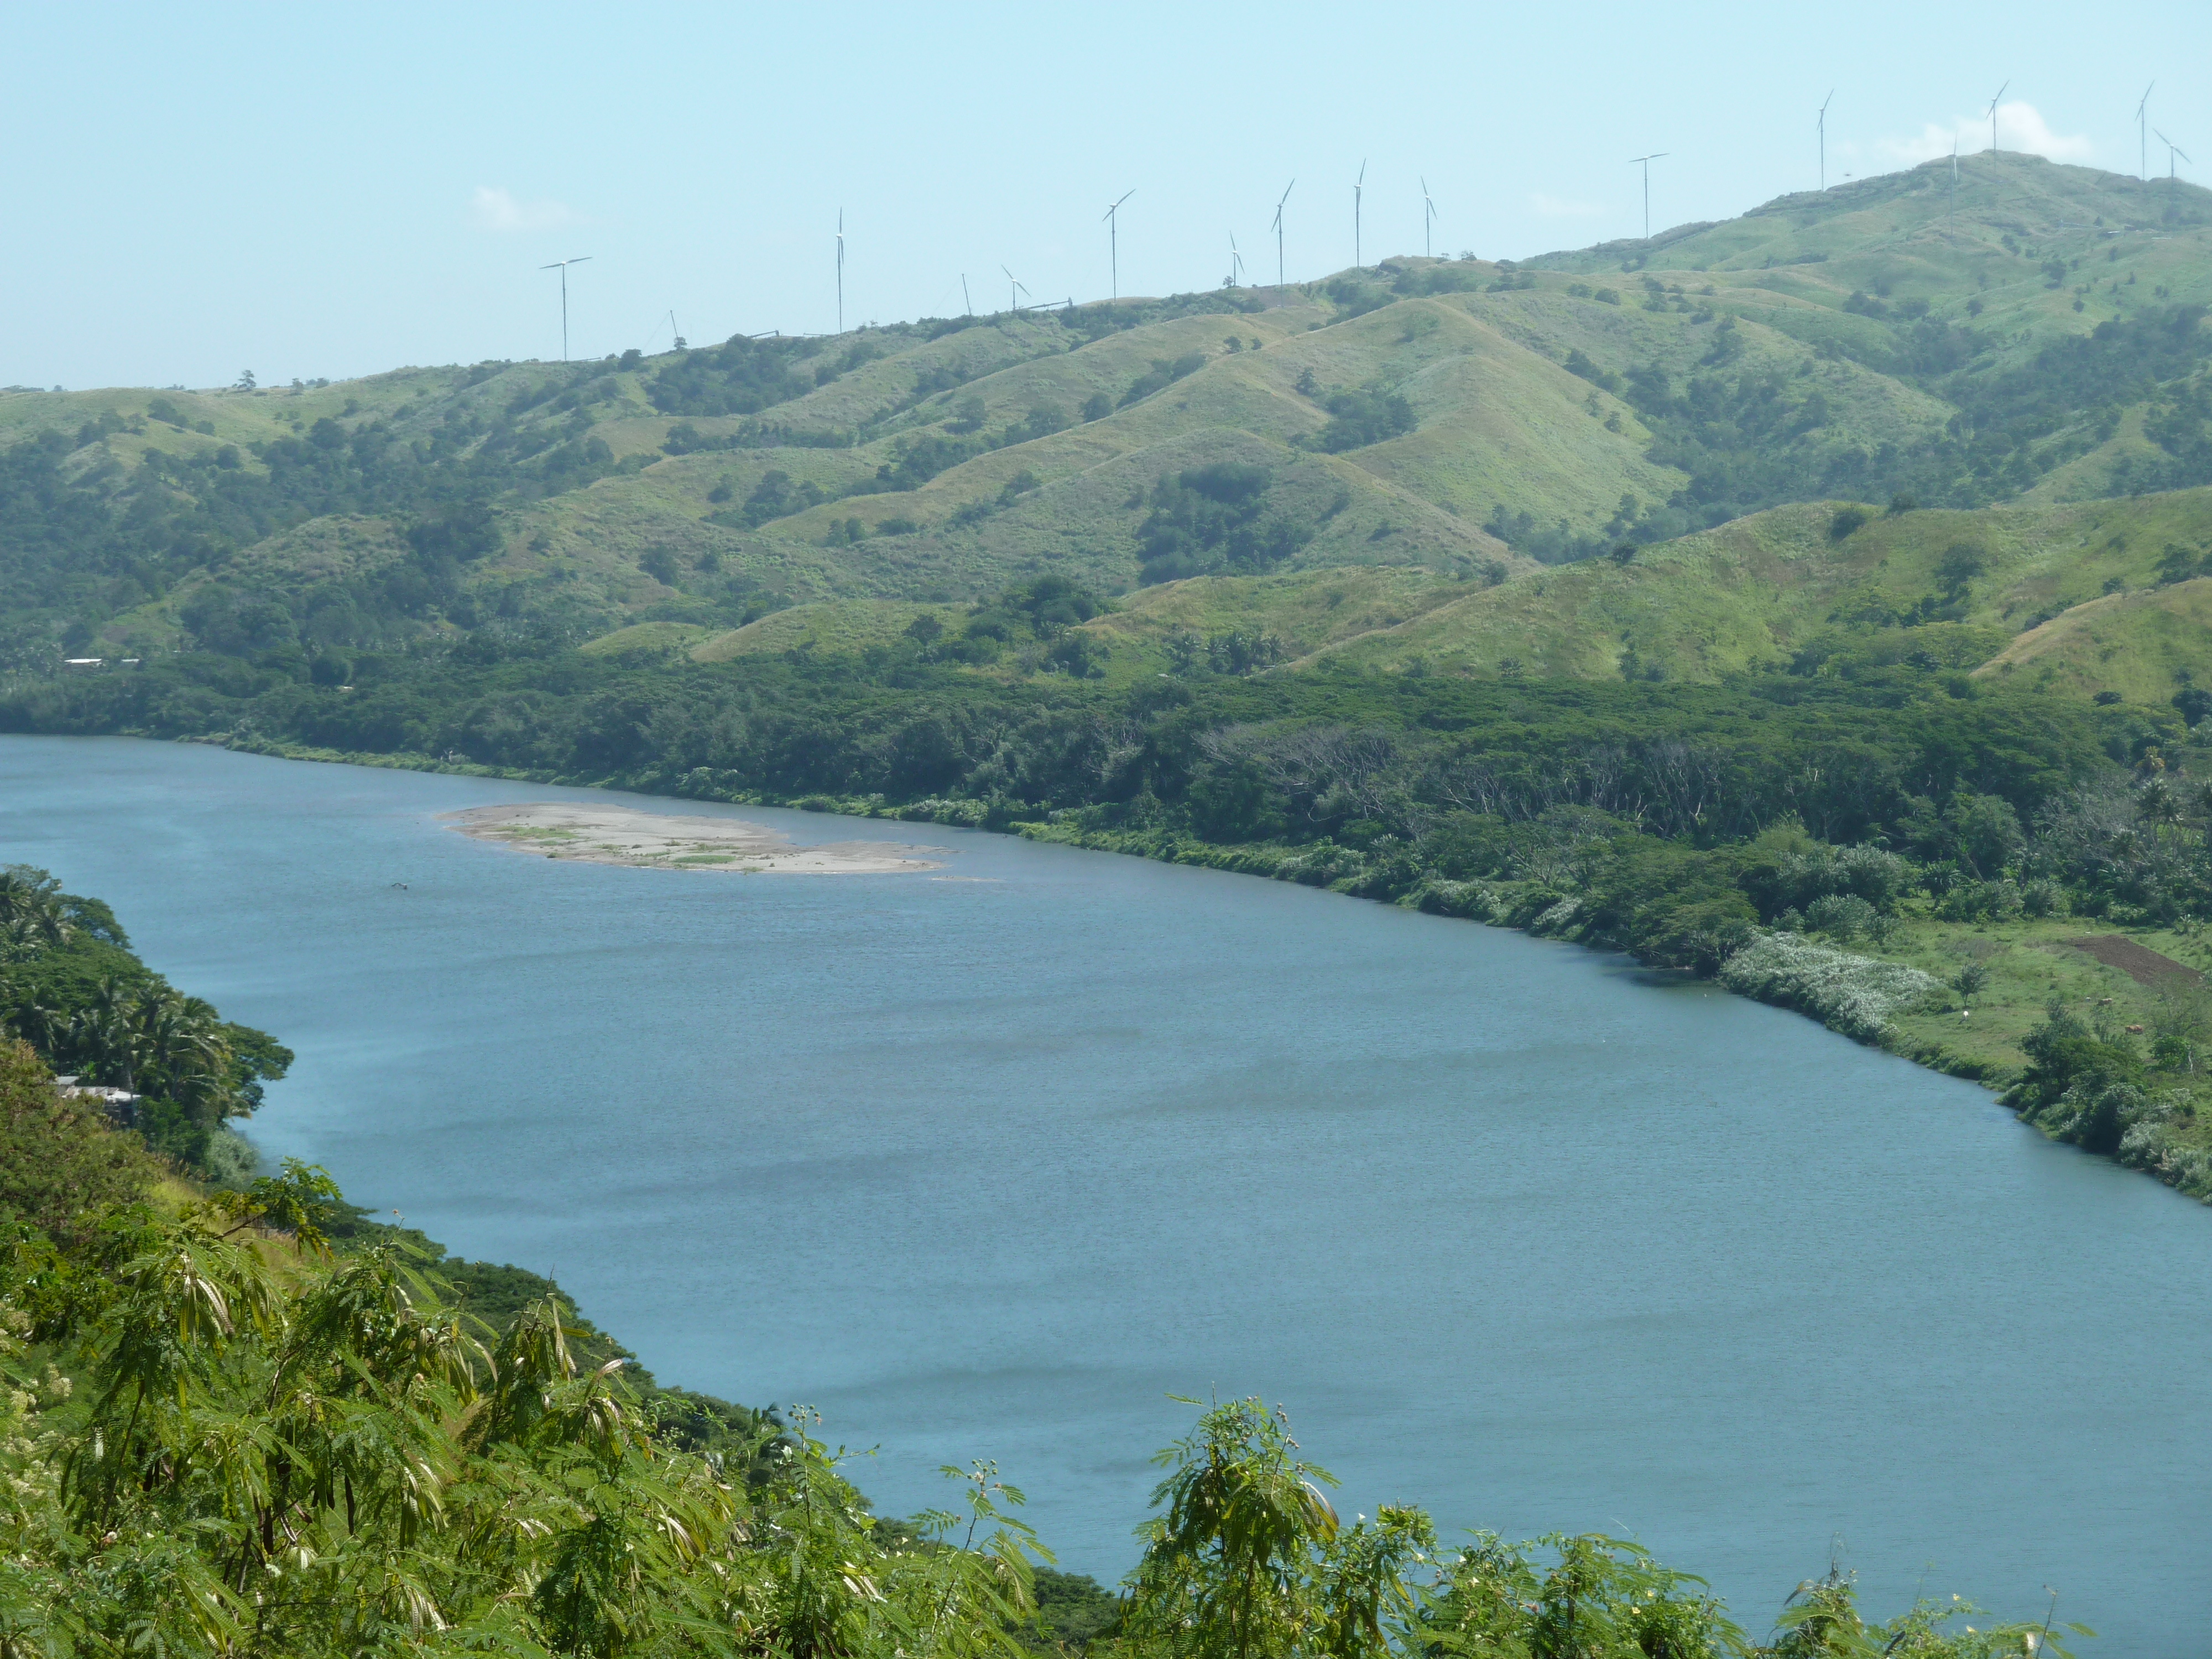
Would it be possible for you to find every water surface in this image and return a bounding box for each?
[8,735,2206,1653]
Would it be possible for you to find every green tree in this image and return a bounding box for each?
[1121,1397,1343,1659]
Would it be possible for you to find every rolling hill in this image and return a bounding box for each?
[3,149,2211,707]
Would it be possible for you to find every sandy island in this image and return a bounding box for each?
[442,802,944,875]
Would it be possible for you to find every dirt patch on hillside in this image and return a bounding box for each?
[2065,935,2204,987]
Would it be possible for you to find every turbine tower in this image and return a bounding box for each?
[539,257,592,362]
[2138,83,2156,181]
[1421,176,1437,258]
[1627,154,1668,243]
[1002,264,1026,312]
[2156,128,2190,181]
[836,211,846,334]
[1818,90,1834,191]
[1271,179,1295,286]
[1227,233,1245,289]
[962,274,972,316]
[1986,82,2008,153]
[1354,160,1366,268]
[1104,189,1135,300]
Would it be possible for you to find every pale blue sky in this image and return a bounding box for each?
[6,1,2206,390]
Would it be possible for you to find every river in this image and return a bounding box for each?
[9,735,2207,1651]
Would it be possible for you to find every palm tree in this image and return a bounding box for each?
[80,978,139,1093]
[0,869,70,958]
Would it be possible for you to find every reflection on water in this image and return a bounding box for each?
[6,735,2206,1652]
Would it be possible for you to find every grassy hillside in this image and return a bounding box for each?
[686,599,970,662]
[1056,486,2212,699]
[1977,575,2212,700]
[2,153,2205,677]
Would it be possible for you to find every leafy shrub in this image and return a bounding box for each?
[1748,840,1913,918]
[408,502,502,562]
[1120,353,1206,408]
[2004,1002,2142,1118]
[1562,349,1623,394]
[1804,892,1877,940]
[876,430,983,491]
[1935,879,2022,922]
[735,469,826,528]
[1828,506,1870,540]
[645,334,812,416]
[1135,464,1313,585]
[1316,385,1416,452]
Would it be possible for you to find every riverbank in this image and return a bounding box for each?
[1006,820,2212,1203]
[187,732,2212,1205]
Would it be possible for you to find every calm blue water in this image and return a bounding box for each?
[8,735,2208,1652]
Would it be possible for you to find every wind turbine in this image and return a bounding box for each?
[1227,233,1245,289]
[1986,82,2008,153]
[1104,189,1134,300]
[1421,176,1437,258]
[836,211,846,333]
[1818,90,1834,191]
[1627,154,1667,242]
[2155,128,2190,181]
[1353,161,1366,268]
[1271,179,1295,285]
[1002,264,1027,312]
[962,274,972,316]
[539,257,591,362]
[2138,83,2156,181]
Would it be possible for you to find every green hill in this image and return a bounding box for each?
[5,150,2212,691]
